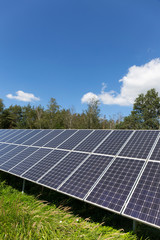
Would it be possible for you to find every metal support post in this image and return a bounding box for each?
[133,220,137,233]
[22,179,26,194]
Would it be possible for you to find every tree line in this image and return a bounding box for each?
[0,97,117,129]
[0,88,160,129]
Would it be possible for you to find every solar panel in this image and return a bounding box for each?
[0,129,12,139]
[44,129,77,148]
[74,130,111,153]
[1,147,38,171]
[32,129,64,146]
[0,128,159,230]
[94,130,133,155]
[10,148,52,176]
[0,145,26,166]
[0,143,12,152]
[22,149,68,182]
[0,144,17,157]
[118,131,159,159]
[6,129,29,143]
[38,152,88,189]
[57,130,93,150]
[22,129,51,145]
[59,155,113,199]
[123,161,160,228]
[86,158,144,212]
[14,130,36,144]
[150,138,160,161]
[0,129,22,142]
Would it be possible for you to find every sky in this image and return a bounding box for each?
[1,0,160,119]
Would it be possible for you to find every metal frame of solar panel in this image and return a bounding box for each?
[0,129,160,230]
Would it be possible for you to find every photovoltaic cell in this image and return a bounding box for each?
[123,161,160,227]
[86,158,144,212]
[150,138,160,161]
[0,145,26,166]
[32,130,64,147]
[10,148,52,176]
[14,130,38,144]
[74,130,111,153]
[1,147,38,171]
[58,130,93,150]
[59,155,113,199]
[44,130,77,148]
[94,130,133,155]
[38,152,88,189]
[22,150,68,182]
[119,131,159,159]
[6,129,28,143]
[22,129,51,145]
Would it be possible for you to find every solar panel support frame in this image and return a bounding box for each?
[22,179,25,194]
[133,220,137,233]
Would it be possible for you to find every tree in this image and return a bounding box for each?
[85,99,101,129]
[0,99,4,128]
[116,88,160,129]
[46,98,61,128]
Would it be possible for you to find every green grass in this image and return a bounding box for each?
[0,181,137,240]
[0,173,159,240]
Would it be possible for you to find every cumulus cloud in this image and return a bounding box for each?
[6,90,40,102]
[81,92,99,104]
[81,58,160,106]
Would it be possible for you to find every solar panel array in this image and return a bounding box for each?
[0,129,160,229]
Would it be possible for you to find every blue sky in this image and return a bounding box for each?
[1,0,160,119]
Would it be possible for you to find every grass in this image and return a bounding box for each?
[0,181,137,240]
[0,173,159,240]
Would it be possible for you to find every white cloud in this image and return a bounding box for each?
[81,92,99,104]
[6,90,40,102]
[81,58,160,106]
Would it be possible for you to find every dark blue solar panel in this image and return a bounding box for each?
[150,138,160,161]
[0,143,11,152]
[22,150,68,182]
[94,130,133,155]
[86,158,144,212]
[0,145,26,166]
[59,155,113,199]
[14,130,39,144]
[124,162,160,227]
[75,130,111,153]
[6,129,28,143]
[119,131,159,159]
[1,147,37,171]
[38,152,88,189]
[0,129,22,142]
[10,148,52,176]
[32,130,64,147]
[44,130,77,148]
[0,144,17,156]
[58,130,93,150]
[0,130,11,140]
[22,130,51,145]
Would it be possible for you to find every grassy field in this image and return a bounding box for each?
[0,174,159,239]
